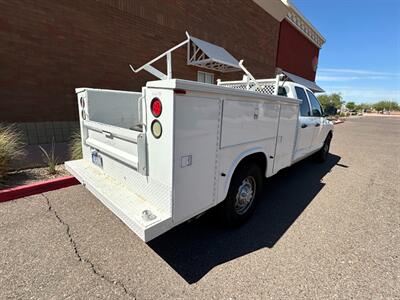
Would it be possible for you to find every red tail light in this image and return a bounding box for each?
[151,98,162,117]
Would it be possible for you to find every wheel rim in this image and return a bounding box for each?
[234,176,256,215]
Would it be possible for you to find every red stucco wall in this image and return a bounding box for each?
[276,20,320,81]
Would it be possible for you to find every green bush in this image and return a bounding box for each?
[69,130,82,160]
[0,124,26,180]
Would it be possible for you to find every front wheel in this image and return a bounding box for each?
[315,134,332,163]
[219,163,263,226]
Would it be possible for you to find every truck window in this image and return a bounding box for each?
[277,86,287,97]
[306,90,323,117]
[295,87,311,116]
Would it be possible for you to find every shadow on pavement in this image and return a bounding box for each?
[149,153,341,284]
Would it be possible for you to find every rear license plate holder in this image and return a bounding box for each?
[91,151,103,168]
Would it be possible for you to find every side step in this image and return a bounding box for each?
[65,160,172,242]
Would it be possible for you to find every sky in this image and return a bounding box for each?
[293,0,400,103]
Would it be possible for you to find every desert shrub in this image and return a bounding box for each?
[69,130,82,160]
[0,124,26,180]
[39,138,58,174]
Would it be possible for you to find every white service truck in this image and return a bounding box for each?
[66,34,333,242]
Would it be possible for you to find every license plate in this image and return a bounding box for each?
[91,152,103,168]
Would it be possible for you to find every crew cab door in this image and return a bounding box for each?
[306,90,325,151]
[293,86,314,160]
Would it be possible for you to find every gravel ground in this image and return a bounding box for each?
[1,165,69,189]
[0,116,399,299]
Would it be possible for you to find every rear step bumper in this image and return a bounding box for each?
[65,160,172,242]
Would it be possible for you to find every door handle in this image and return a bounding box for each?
[301,124,308,128]
[315,123,321,127]
[102,130,113,138]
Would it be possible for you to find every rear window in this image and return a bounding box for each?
[277,86,287,97]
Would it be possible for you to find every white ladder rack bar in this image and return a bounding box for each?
[129,38,189,80]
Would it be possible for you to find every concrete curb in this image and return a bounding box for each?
[0,176,79,203]
[333,120,344,125]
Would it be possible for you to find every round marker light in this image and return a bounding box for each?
[151,120,162,139]
[151,98,162,117]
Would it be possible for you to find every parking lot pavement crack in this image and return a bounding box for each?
[41,193,136,299]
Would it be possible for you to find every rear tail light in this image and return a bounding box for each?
[151,98,162,117]
[151,120,162,139]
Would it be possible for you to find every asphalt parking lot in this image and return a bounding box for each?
[1,116,399,299]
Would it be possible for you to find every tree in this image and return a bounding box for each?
[372,101,399,111]
[346,102,356,110]
[347,101,373,112]
[355,103,371,111]
[317,93,344,115]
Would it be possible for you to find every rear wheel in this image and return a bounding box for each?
[315,133,332,163]
[219,163,263,226]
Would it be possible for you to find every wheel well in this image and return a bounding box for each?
[327,130,333,140]
[235,152,267,177]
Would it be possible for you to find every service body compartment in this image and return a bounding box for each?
[172,94,221,223]
[272,103,299,173]
[221,99,280,148]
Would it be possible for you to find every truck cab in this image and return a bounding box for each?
[282,82,333,162]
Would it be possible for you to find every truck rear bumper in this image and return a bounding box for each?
[65,159,172,242]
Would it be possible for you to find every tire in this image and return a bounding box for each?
[315,133,332,163]
[219,163,263,226]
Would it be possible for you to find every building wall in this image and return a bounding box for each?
[0,0,280,133]
[276,19,320,81]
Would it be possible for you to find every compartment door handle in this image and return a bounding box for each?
[102,130,113,138]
